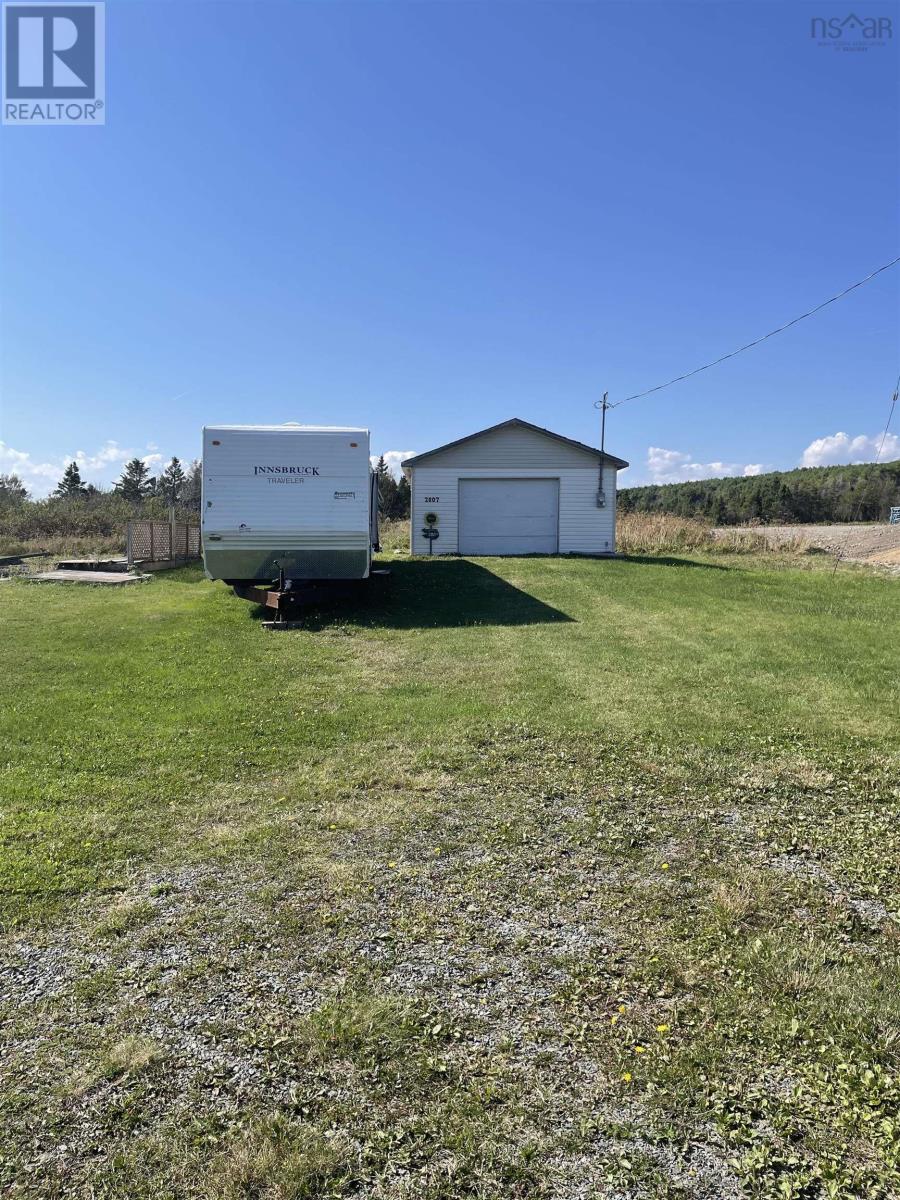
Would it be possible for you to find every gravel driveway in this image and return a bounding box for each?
[715,523,900,569]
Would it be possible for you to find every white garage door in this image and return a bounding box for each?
[458,478,559,556]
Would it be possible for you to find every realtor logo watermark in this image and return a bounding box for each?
[3,2,104,124]
[810,13,893,49]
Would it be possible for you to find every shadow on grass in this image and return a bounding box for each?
[244,558,574,630]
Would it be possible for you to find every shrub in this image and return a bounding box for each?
[0,494,197,555]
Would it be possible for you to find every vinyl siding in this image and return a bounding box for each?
[202,427,371,534]
[201,426,372,580]
[413,423,605,469]
[410,465,618,556]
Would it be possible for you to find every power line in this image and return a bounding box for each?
[607,255,900,409]
[873,374,899,462]
[831,372,899,576]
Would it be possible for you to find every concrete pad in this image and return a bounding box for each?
[27,570,149,585]
[55,558,129,572]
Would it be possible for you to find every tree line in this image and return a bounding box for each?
[0,457,202,545]
[618,461,900,525]
[0,456,203,508]
[0,454,411,545]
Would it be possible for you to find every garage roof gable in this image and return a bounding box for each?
[401,419,629,471]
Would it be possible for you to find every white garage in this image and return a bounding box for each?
[402,418,628,557]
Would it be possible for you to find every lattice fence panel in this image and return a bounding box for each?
[127,521,200,563]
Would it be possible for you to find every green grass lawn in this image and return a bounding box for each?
[1,553,898,1199]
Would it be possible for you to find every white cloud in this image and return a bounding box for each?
[371,450,417,479]
[645,446,765,485]
[73,441,131,471]
[0,441,60,482]
[800,431,900,468]
[0,440,173,497]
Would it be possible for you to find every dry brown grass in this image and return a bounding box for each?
[381,513,798,559]
[616,512,712,554]
[4,517,805,566]
[0,534,123,559]
[617,512,793,557]
[206,1117,356,1200]
[103,1035,164,1079]
[67,1035,164,1098]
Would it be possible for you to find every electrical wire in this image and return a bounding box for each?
[831,373,900,575]
[872,375,899,463]
[605,255,900,409]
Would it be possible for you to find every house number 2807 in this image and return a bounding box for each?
[424,496,439,503]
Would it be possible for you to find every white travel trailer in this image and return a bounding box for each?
[202,425,379,584]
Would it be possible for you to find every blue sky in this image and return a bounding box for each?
[1,0,898,495]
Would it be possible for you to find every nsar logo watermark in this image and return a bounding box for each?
[810,12,893,50]
[3,2,104,125]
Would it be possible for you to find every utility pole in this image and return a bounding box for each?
[594,391,609,454]
[593,391,610,510]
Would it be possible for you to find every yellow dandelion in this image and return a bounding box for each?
[618,1004,627,1013]
[656,1024,670,1033]
[661,862,670,871]
[634,1045,646,1054]
[621,1072,632,1083]
[388,860,397,868]
[610,1014,619,1025]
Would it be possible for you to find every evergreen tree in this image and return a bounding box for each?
[182,459,202,510]
[709,495,727,526]
[115,458,154,503]
[372,456,412,520]
[375,455,399,519]
[393,473,411,520]
[745,484,764,521]
[159,457,186,505]
[0,473,29,503]
[53,461,87,498]
[375,456,392,497]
